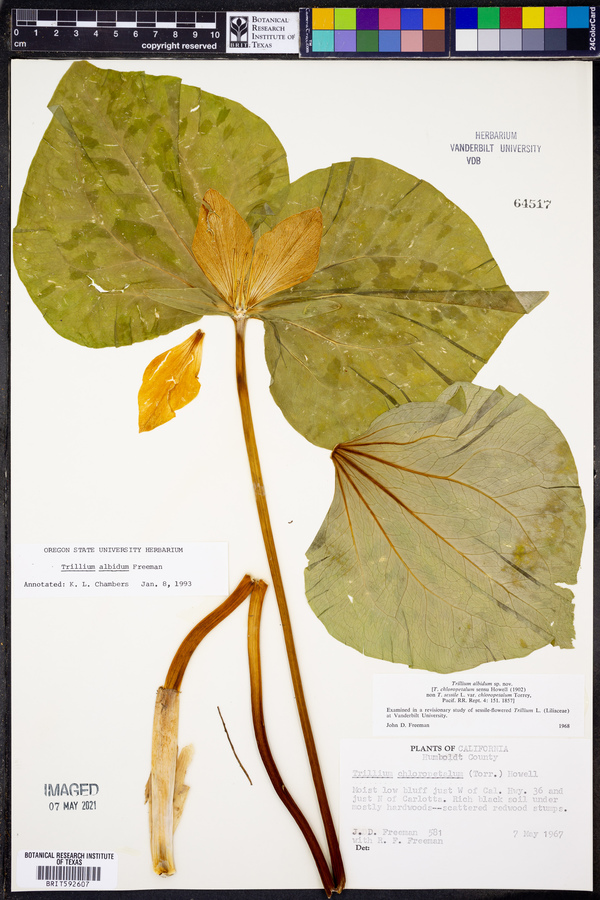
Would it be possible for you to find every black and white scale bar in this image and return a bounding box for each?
[15,9,218,28]
[12,9,227,52]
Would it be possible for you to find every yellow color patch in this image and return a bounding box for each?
[312,8,334,29]
[522,7,545,28]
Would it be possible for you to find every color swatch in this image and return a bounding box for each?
[308,8,448,54]
[454,6,592,52]
[302,7,597,56]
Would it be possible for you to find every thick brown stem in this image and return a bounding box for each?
[235,316,345,892]
[248,580,335,897]
[165,573,255,691]
[148,574,255,876]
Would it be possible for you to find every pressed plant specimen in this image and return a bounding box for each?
[13,62,585,892]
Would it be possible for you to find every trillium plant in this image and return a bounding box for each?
[14,62,585,893]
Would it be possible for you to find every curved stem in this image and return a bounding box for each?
[165,573,255,691]
[149,574,255,876]
[235,316,345,893]
[248,580,335,897]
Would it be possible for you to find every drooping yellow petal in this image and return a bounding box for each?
[138,330,205,432]
[192,190,253,309]
[246,208,323,308]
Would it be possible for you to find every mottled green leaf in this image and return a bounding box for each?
[305,383,584,674]
[255,159,546,449]
[13,61,289,348]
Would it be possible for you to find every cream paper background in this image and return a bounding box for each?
[11,59,593,890]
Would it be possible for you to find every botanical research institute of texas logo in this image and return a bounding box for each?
[229,16,249,48]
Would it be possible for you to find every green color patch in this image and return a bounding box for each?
[478,6,500,28]
[357,30,379,52]
[335,8,356,29]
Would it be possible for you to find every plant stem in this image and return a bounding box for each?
[149,687,180,875]
[248,580,335,898]
[234,316,345,893]
[165,573,254,691]
[149,574,255,876]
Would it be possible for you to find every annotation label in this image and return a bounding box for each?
[13,543,228,598]
[373,674,584,737]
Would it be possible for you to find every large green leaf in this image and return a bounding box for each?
[305,383,584,674]
[255,159,545,449]
[13,61,289,348]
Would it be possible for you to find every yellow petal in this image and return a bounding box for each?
[192,190,253,308]
[138,330,205,433]
[246,208,323,308]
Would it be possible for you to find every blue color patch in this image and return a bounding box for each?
[455,7,478,29]
[567,6,590,28]
[401,7,423,29]
[379,29,401,51]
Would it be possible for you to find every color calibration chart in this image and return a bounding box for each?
[306,7,447,53]
[300,7,599,56]
[455,5,594,51]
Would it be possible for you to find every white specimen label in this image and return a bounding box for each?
[373,673,584,737]
[16,851,118,890]
[341,738,592,891]
[13,542,228,598]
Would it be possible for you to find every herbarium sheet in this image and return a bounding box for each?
[11,58,593,892]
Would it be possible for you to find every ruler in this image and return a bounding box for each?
[11,9,227,53]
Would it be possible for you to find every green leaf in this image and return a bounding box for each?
[13,61,289,348]
[305,383,584,674]
[256,159,546,449]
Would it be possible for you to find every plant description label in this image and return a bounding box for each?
[373,673,584,738]
[13,543,228,599]
[16,850,118,890]
[341,737,591,891]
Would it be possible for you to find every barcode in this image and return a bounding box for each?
[36,865,101,881]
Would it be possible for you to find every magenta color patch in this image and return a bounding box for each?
[379,7,401,30]
[401,29,423,51]
[545,6,567,28]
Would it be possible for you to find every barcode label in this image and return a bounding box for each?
[17,851,117,890]
[36,865,101,881]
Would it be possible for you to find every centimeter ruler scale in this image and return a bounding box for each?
[11,9,227,52]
